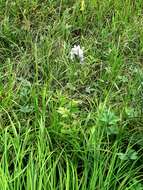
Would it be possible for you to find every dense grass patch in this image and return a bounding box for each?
[0,0,143,189]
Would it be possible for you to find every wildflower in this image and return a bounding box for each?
[70,45,84,63]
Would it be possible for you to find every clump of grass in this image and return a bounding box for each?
[0,0,143,189]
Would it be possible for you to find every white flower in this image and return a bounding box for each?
[70,45,84,63]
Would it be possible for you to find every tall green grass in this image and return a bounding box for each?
[0,0,143,189]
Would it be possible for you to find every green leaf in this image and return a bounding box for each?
[57,107,70,118]
[19,105,33,113]
[107,126,119,135]
[128,149,138,160]
[117,153,128,160]
[99,109,120,126]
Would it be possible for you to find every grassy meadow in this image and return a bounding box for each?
[0,0,143,189]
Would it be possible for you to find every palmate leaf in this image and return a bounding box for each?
[19,105,33,113]
[128,149,138,160]
[107,125,119,135]
[57,107,70,118]
[117,149,138,161]
[117,153,128,160]
[99,109,120,126]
